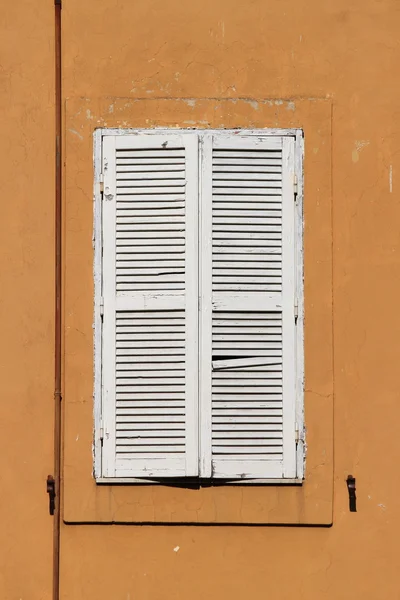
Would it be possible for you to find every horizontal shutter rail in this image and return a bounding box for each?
[212,138,282,150]
[212,294,281,311]
[115,295,185,311]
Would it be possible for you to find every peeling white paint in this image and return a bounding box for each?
[183,120,209,126]
[378,503,386,510]
[389,164,393,193]
[248,100,259,110]
[352,140,370,163]
[86,109,92,120]
[75,434,79,442]
[173,546,180,552]
[355,140,370,152]
[185,99,196,107]
[287,101,296,111]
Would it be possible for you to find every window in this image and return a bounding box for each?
[95,129,303,482]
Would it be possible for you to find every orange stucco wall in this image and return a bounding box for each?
[1,0,400,598]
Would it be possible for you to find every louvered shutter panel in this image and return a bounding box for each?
[101,133,199,478]
[200,134,297,479]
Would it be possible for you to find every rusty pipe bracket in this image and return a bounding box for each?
[346,475,356,512]
[47,475,56,516]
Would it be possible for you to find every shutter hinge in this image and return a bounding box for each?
[99,297,104,317]
[295,423,305,447]
[293,174,298,198]
[295,424,299,444]
[99,173,104,195]
[100,419,104,442]
[294,299,299,322]
[46,475,56,516]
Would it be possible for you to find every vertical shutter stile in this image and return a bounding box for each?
[200,134,297,479]
[101,133,199,478]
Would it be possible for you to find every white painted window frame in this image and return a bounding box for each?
[93,128,304,484]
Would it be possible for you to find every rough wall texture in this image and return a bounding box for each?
[1,0,400,598]
[0,2,54,599]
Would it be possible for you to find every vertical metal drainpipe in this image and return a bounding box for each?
[54,0,62,599]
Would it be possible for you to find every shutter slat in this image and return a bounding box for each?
[116,157,185,164]
[116,421,186,429]
[213,424,283,431]
[213,415,282,423]
[213,210,281,218]
[212,194,282,201]
[213,151,281,159]
[213,173,282,181]
[116,165,185,172]
[212,409,282,416]
[213,247,281,255]
[212,239,281,247]
[213,165,282,173]
[117,215,185,223]
[117,172,185,180]
[213,262,281,269]
[117,446,185,454]
[116,150,185,158]
[116,414,185,422]
[213,185,282,193]
[116,186,185,195]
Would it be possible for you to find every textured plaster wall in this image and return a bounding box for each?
[1,0,400,598]
[61,0,400,596]
[0,2,54,599]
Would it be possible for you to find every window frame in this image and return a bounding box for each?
[93,127,304,484]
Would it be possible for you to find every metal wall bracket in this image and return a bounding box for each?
[346,475,357,512]
[47,475,56,516]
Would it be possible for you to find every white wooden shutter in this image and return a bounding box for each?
[101,133,199,478]
[200,134,297,479]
